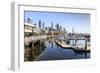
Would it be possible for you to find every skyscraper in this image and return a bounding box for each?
[42,22,45,29]
[59,26,62,32]
[39,20,41,29]
[51,22,53,30]
[51,22,54,35]
[27,17,32,23]
[56,23,59,31]
[72,28,74,34]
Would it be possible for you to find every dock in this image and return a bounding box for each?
[55,40,72,49]
[55,40,90,52]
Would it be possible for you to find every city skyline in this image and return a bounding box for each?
[24,11,90,33]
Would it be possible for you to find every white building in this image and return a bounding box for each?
[24,22,41,34]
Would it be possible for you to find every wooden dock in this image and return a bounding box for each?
[55,40,90,52]
[55,40,73,49]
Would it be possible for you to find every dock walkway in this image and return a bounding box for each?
[55,40,72,48]
[55,40,90,52]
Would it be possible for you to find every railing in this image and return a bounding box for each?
[25,35,47,43]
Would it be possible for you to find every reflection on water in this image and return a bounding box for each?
[24,40,46,61]
[69,40,88,46]
[24,39,90,62]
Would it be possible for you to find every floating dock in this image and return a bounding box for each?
[55,40,90,52]
[55,40,72,49]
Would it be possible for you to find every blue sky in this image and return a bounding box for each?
[24,11,90,33]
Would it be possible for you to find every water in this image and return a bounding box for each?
[36,39,90,61]
[69,40,86,46]
[24,39,90,61]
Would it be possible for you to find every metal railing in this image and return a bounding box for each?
[25,35,47,43]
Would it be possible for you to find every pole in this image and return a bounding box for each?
[85,39,87,50]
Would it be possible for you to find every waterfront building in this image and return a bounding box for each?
[24,22,41,36]
[24,22,36,33]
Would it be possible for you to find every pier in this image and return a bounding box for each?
[25,35,47,44]
[55,40,72,48]
[55,40,90,52]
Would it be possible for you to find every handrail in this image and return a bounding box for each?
[25,35,47,43]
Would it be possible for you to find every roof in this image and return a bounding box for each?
[24,22,36,27]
